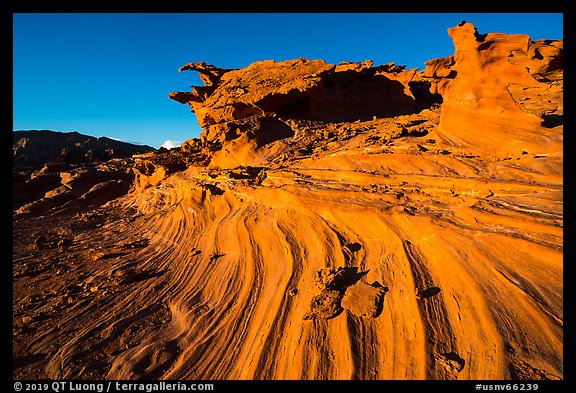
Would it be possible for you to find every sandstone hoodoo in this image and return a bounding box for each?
[436,22,563,154]
[13,23,562,381]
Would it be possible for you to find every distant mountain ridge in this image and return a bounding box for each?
[13,130,155,169]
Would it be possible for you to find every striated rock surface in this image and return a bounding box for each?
[13,159,135,217]
[13,23,562,381]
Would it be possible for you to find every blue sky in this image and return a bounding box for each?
[13,13,563,149]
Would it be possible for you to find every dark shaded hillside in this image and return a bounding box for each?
[13,130,155,169]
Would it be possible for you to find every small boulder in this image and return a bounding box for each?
[303,290,343,320]
[341,281,386,318]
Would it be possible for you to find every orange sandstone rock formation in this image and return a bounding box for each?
[13,23,562,381]
[437,21,563,154]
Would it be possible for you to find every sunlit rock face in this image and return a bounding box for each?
[437,22,562,155]
[13,23,562,381]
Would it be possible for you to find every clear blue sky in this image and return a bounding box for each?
[13,13,563,149]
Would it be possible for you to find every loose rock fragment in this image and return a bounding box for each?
[303,290,343,320]
[305,267,388,320]
[341,281,387,318]
[434,352,465,373]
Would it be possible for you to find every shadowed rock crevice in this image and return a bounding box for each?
[279,71,416,122]
[13,353,47,370]
[213,116,295,147]
[541,114,563,128]
[408,81,444,111]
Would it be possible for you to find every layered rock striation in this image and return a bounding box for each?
[13,23,563,381]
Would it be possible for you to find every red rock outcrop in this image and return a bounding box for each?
[14,160,134,217]
[169,58,336,128]
[170,58,419,138]
[418,56,456,95]
[169,58,427,169]
[436,22,563,155]
[13,23,563,382]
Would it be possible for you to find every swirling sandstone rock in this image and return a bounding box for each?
[13,22,563,381]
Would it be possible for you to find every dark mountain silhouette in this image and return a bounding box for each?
[13,130,155,169]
